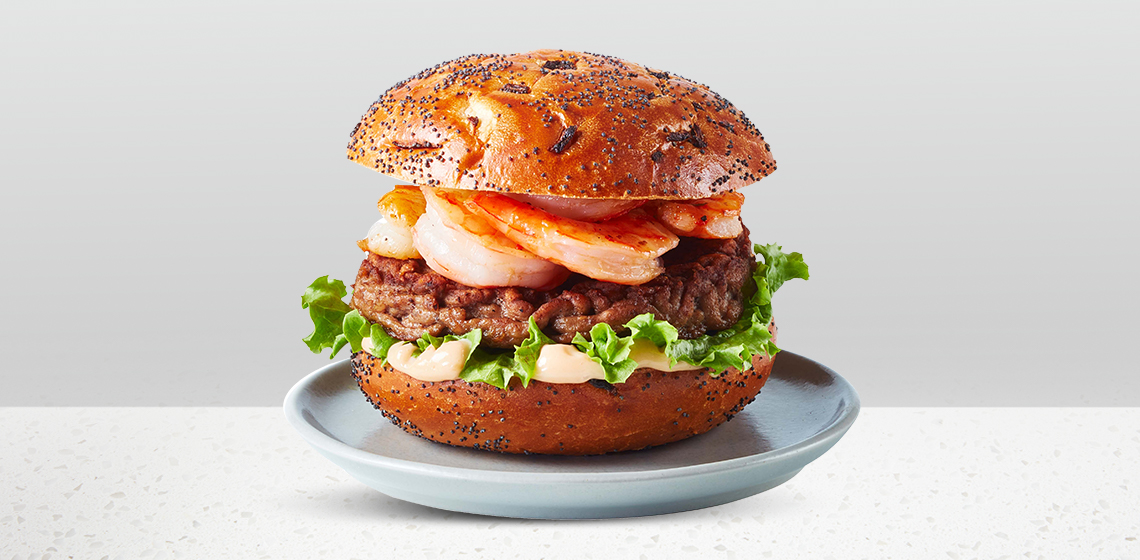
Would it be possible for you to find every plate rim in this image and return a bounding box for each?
[284,350,859,484]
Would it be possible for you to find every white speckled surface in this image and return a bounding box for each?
[2,408,1137,559]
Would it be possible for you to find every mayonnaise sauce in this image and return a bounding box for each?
[384,340,471,383]
[533,344,606,384]
[368,336,699,384]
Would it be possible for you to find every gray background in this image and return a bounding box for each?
[2,0,1137,406]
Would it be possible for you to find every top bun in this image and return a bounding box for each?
[347,50,776,200]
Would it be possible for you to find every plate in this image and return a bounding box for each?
[284,350,859,519]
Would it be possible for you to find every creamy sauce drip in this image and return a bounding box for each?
[365,336,700,384]
[385,340,471,383]
[533,344,606,383]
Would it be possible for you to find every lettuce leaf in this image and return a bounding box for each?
[627,313,679,350]
[341,310,398,363]
[754,243,810,297]
[572,323,639,383]
[301,276,352,357]
[582,243,808,374]
[512,318,553,387]
[300,243,808,387]
[456,319,553,388]
[460,350,523,387]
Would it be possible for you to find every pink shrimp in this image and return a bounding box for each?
[413,187,569,289]
[648,192,745,239]
[463,192,679,285]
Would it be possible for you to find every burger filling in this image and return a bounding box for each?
[303,186,808,387]
[352,232,754,348]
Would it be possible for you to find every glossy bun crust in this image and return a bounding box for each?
[348,50,776,200]
[349,339,775,455]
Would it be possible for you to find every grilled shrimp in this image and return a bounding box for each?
[463,192,680,285]
[648,191,745,239]
[414,187,569,289]
[358,185,426,259]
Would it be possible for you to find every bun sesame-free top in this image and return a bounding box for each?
[348,49,776,200]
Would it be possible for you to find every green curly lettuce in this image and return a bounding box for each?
[341,310,398,362]
[301,276,353,356]
[581,243,809,373]
[301,243,808,389]
[511,318,553,386]
[572,323,639,384]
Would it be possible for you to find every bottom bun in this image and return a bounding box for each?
[349,340,776,456]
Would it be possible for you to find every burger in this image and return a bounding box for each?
[301,50,809,455]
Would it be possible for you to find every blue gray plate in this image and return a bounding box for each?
[284,351,858,519]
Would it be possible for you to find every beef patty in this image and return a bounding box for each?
[351,229,755,348]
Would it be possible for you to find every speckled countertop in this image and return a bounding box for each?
[2,408,1136,559]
